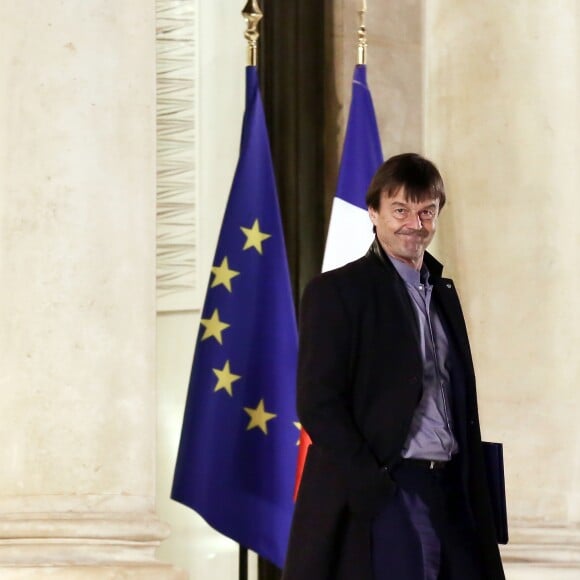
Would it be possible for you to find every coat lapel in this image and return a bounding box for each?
[366,239,421,347]
[431,278,475,378]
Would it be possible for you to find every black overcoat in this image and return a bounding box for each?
[283,240,505,580]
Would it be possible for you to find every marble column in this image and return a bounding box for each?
[425,1,580,577]
[0,1,184,577]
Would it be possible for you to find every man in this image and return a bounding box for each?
[283,153,504,579]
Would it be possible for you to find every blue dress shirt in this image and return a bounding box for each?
[387,255,458,462]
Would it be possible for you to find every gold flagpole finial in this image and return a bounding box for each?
[242,0,263,66]
[357,0,368,65]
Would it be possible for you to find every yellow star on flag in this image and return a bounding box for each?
[212,360,241,396]
[240,219,271,254]
[200,309,230,344]
[210,257,240,292]
[244,399,277,435]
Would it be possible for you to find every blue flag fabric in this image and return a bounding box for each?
[335,64,383,209]
[172,66,298,569]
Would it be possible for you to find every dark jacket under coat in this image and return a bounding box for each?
[283,239,505,580]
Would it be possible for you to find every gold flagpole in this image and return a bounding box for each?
[242,0,263,66]
[357,0,368,65]
[239,5,263,579]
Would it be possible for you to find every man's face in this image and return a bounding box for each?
[368,187,440,270]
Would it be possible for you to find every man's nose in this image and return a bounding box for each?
[405,212,422,230]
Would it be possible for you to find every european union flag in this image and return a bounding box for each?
[171,66,298,569]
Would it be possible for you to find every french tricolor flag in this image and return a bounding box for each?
[322,64,383,272]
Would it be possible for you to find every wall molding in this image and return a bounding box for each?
[502,521,580,566]
[156,0,199,312]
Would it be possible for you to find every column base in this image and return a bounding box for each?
[0,511,186,578]
[504,563,580,580]
[501,521,580,578]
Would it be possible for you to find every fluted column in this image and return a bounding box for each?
[425,1,580,577]
[0,1,184,577]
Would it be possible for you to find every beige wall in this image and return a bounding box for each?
[423,2,580,574]
[425,0,580,523]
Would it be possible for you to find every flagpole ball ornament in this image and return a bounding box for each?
[357,0,368,65]
[242,0,263,66]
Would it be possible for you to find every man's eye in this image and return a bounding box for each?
[420,210,435,220]
[394,208,407,215]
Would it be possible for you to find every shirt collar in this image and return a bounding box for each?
[386,254,431,287]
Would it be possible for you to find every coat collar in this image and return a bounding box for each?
[365,237,475,388]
